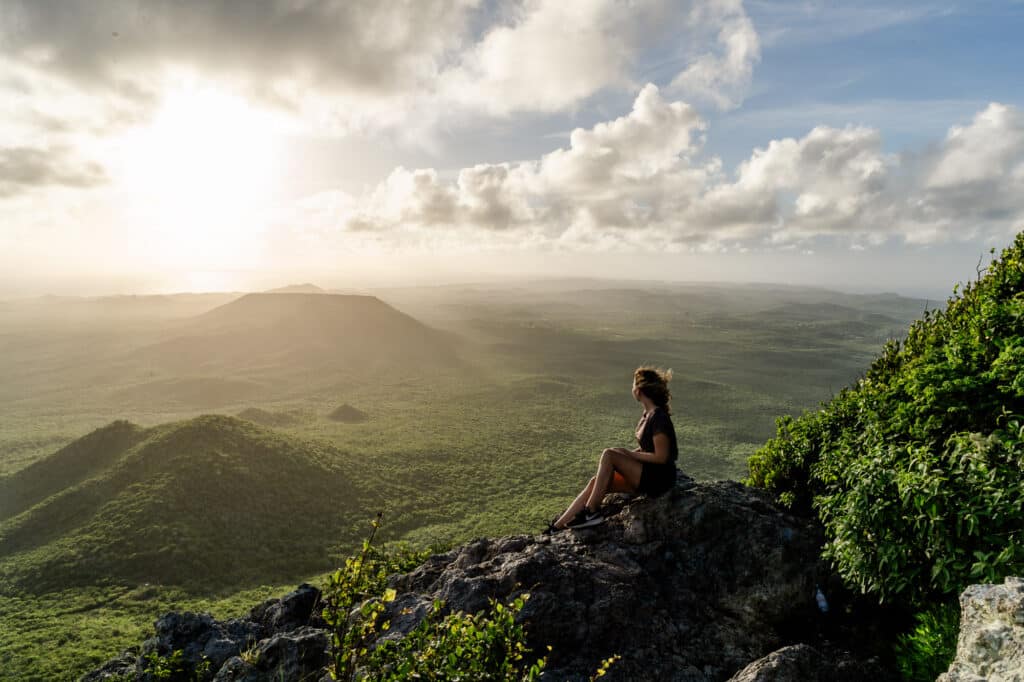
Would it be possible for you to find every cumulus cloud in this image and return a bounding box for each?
[318,88,1024,250]
[335,85,706,243]
[0,0,760,136]
[437,0,759,116]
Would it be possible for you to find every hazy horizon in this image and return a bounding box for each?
[3,1,1022,300]
[0,270,953,303]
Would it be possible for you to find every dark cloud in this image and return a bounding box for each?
[1,0,474,97]
[0,147,107,197]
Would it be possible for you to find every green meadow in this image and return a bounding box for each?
[0,281,928,679]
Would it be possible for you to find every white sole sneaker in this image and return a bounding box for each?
[568,514,604,529]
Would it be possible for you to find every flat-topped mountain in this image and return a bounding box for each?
[0,415,373,593]
[134,293,459,375]
[263,283,327,294]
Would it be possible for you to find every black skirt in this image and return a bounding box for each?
[638,462,676,496]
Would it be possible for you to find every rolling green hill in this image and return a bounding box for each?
[0,415,375,593]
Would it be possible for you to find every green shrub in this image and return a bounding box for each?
[893,600,960,682]
[748,233,1024,606]
[320,513,435,680]
[367,595,546,681]
[141,649,211,681]
[818,419,1024,602]
[321,514,545,681]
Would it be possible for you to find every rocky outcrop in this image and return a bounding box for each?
[940,576,1024,681]
[83,478,892,681]
[383,478,874,681]
[80,584,329,682]
[726,643,890,682]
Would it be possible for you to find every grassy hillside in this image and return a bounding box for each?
[0,282,931,680]
[0,415,375,593]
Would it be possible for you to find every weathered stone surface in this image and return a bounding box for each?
[940,576,1024,682]
[138,611,255,677]
[80,584,327,682]
[727,644,827,682]
[250,583,323,632]
[726,643,892,682]
[78,648,138,681]
[384,479,836,680]
[82,480,892,681]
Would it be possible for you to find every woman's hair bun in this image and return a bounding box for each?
[633,366,673,412]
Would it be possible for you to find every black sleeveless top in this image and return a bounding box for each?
[636,408,678,463]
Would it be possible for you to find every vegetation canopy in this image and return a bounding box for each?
[749,232,1024,606]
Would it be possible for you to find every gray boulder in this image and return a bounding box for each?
[939,576,1024,682]
[727,643,891,682]
[80,583,326,682]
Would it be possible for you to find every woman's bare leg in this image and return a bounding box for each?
[586,449,642,511]
[554,477,595,528]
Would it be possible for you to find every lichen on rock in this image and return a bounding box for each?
[939,576,1024,682]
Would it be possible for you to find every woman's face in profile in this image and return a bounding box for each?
[631,380,641,402]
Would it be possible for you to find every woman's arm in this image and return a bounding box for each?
[610,433,671,464]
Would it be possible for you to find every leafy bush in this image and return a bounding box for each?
[320,513,435,680]
[321,514,547,681]
[893,600,960,682]
[367,595,546,681]
[748,233,1024,606]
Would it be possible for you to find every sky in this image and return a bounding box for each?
[1,0,1022,299]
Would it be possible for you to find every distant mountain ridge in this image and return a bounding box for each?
[263,283,326,294]
[132,293,460,377]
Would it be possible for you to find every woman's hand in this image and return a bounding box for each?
[613,435,670,464]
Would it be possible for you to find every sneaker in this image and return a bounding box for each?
[541,517,561,536]
[566,508,604,529]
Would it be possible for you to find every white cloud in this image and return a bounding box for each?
[927,103,1024,188]
[438,1,633,115]
[436,0,760,116]
[332,84,708,242]
[0,0,762,151]
[668,0,760,109]
[313,89,1024,251]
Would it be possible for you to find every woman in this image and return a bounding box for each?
[548,366,678,531]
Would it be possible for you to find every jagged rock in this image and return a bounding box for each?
[250,583,323,632]
[939,576,1024,682]
[726,643,892,682]
[212,628,329,682]
[82,480,893,681]
[384,478,837,680]
[79,648,138,681]
[727,644,826,681]
[137,611,263,680]
[80,584,326,682]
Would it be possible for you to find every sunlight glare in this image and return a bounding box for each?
[115,85,284,268]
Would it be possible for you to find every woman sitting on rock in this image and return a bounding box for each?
[548,366,678,531]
